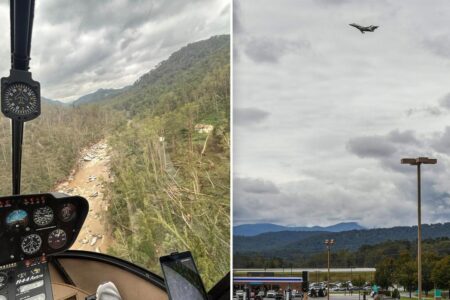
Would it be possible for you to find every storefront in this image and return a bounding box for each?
[233,276,304,292]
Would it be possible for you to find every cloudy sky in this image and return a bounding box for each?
[233,0,450,228]
[0,0,229,102]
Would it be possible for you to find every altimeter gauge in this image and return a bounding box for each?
[21,234,42,255]
[1,69,40,121]
[33,206,54,227]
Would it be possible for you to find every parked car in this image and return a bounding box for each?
[257,291,265,297]
[235,290,245,300]
[267,290,277,298]
[275,291,284,300]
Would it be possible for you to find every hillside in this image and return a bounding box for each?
[79,35,230,117]
[100,35,230,289]
[234,222,450,258]
[234,222,364,236]
[234,237,450,269]
[72,87,129,106]
[0,102,123,195]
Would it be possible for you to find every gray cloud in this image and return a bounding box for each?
[439,93,450,109]
[424,34,450,59]
[233,0,243,34]
[406,93,450,117]
[406,106,442,117]
[315,0,355,6]
[387,130,419,145]
[244,37,310,63]
[235,177,280,194]
[0,0,229,101]
[431,126,450,154]
[347,136,397,158]
[234,107,270,126]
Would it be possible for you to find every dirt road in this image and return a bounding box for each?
[54,140,114,253]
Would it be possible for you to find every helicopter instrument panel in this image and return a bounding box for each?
[0,193,88,266]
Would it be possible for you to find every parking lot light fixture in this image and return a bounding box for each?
[324,239,335,300]
[401,157,437,300]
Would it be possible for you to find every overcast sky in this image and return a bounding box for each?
[0,0,229,102]
[233,0,450,228]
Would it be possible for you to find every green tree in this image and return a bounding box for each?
[432,256,450,296]
[422,252,439,296]
[375,257,396,290]
[396,253,417,298]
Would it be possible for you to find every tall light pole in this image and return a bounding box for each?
[325,239,335,300]
[401,157,437,300]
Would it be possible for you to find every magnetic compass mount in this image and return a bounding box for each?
[1,69,41,122]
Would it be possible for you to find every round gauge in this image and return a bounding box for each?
[0,272,7,290]
[47,229,67,250]
[33,206,54,226]
[21,234,42,255]
[6,209,29,230]
[2,82,38,116]
[59,203,76,222]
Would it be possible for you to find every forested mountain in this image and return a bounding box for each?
[234,237,450,269]
[234,222,364,236]
[73,87,129,106]
[234,222,450,258]
[102,35,230,288]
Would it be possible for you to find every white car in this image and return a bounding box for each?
[266,290,277,298]
[235,290,245,299]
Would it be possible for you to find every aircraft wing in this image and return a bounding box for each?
[349,23,363,30]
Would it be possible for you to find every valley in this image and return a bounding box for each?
[0,35,230,290]
[54,140,114,253]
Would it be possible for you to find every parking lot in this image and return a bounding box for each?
[238,294,365,300]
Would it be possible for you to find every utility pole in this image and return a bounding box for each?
[401,157,437,300]
[325,239,335,300]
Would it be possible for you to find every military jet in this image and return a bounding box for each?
[349,23,379,34]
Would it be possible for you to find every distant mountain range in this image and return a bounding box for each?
[72,87,130,106]
[234,222,365,236]
[41,96,67,106]
[234,222,450,258]
[42,87,129,106]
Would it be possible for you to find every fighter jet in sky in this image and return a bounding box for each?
[349,23,379,34]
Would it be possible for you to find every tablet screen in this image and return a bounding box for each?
[160,253,208,300]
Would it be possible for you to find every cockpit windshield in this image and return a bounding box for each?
[0,0,230,291]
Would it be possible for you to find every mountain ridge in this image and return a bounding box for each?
[234,222,450,257]
[67,35,229,109]
[234,221,364,236]
[72,87,130,106]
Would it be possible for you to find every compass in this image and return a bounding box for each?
[1,69,40,121]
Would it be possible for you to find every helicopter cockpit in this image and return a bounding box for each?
[0,1,230,299]
[0,193,229,300]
